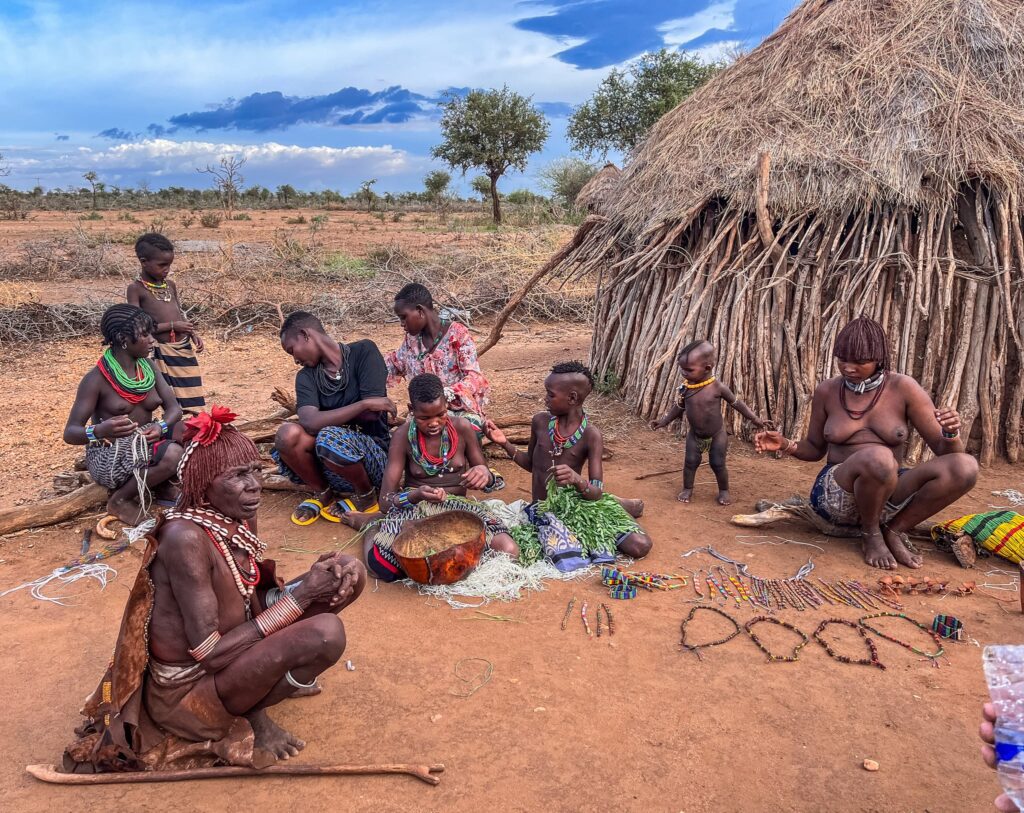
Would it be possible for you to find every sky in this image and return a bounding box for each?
[0,0,797,195]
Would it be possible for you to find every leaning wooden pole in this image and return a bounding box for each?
[26,762,446,786]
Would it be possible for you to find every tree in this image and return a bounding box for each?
[0,153,9,178]
[432,86,549,224]
[198,155,246,219]
[568,49,719,157]
[358,179,378,212]
[538,157,599,208]
[83,171,102,210]
[470,175,492,203]
[423,170,451,205]
[276,184,297,206]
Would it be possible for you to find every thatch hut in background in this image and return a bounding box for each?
[575,163,621,216]
[552,0,1024,465]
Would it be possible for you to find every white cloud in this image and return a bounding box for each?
[659,1,737,48]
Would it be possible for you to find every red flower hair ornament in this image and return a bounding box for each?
[183,405,239,447]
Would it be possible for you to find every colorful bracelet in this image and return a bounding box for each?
[589,479,604,490]
[188,630,221,662]
[392,490,413,509]
[254,593,304,638]
[159,419,169,437]
[942,429,959,439]
[85,425,97,443]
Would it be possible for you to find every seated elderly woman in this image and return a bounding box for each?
[755,317,978,570]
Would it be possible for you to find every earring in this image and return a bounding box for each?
[122,342,128,349]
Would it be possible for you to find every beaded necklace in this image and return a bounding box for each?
[97,349,156,404]
[683,376,716,390]
[408,418,460,476]
[416,319,451,360]
[548,413,588,458]
[857,612,945,663]
[813,619,886,670]
[314,343,351,397]
[679,605,741,660]
[744,616,809,662]
[138,277,172,302]
[839,373,886,420]
[165,507,266,614]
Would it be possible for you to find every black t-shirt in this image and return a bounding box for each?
[294,339,390,449]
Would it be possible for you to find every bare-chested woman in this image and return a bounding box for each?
[755,317,978,570]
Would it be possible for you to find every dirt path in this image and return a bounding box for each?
[0,326,1019,811]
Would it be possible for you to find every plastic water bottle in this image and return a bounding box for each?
[983,645,1024,807]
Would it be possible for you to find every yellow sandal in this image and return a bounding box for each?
[290,498,326,526]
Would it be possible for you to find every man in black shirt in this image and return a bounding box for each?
[272,312,397,525]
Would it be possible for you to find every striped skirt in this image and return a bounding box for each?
[153,337,205,411]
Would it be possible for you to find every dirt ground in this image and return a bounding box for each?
[0,320,1021,812]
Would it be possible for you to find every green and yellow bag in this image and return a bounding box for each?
[931,511,1024,564]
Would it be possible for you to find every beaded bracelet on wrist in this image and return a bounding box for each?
[85,424,98,443]
[159,419,169,437]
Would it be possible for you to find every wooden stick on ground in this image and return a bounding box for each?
[0,484,107,537]
[26,762,446,786]
[634,467,684,481]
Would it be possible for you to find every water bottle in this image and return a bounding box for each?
[983,645,1024,807]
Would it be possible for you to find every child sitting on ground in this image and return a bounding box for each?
[127,233,205,413]
[486,361,651,567]
[357,374,518,582]
[651,340,764,505]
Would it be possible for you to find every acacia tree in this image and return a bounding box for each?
[358,179,377,212]
[198,155,246,219]
[568,49,719,157]
[432,87,549,224]
[83,171,104,209]
[470,175,492,204]
[423,170,451,205]
[538,157,599,208]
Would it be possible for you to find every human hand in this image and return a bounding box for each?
[750,416,768,430]
[415,485,447,503]
[193,334,205,353]
[754,430,784,453]
[172,319,196,335]
[936,407,961,437]
[650,417,667,431]
[461,464,490,490]
[980,702,1019,812]
[294,561,342,605]
[140,423,162,443]
[551,464,582,489]
[98,415,138,439]
[328,558,365,607]
[362,396,398,418]
[484,419,507,445]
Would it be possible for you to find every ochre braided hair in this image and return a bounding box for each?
[176,405,261,510]
[833,316,890,369]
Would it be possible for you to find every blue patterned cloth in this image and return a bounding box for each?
[271,425,388,492]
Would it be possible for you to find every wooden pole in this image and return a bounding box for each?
[0,484,106,537]
[26,762,445,786]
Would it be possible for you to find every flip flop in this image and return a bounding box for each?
[482,468,506,494]
[323,498,380,522]
[291,498,326,526]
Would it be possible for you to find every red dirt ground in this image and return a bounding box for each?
[0,323,1020,811]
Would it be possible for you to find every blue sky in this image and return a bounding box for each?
[0,0,796,195]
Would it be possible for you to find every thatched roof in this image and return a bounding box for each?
[575,163,620,214]
[614,0,1024,236]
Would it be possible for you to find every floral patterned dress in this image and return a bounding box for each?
[384,321,491,421]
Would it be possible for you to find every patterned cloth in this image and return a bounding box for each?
[809,463,912,526]
[365,497,509,582]
[932,511,1024,564]
[85,432,169,489]
[271,425,388,493]
[384,322,490,417]
[153,336,205,411]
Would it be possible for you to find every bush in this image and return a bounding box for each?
[199,212,222,229]
[232,212,252,221]
[181,213,195,228]
[118,211,140,223]
[285,214,307,225]
[80,212,104,221]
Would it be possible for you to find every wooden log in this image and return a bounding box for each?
[0,484,107,537]
[26,762,445,787]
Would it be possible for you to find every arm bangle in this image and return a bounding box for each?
[785,439,798,455]
[159,419,169,437]
[85,424,97,443]
[942,429,959,439]
[254,593,304,638]
[392,490,413,509]
[188,630,221,662]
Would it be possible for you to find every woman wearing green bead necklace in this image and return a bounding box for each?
[64,304,183,526]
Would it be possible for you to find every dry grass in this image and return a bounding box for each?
[575,164,621,216]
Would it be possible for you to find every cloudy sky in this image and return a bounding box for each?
[0,0,796,195]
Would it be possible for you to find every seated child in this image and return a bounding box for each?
[485,361,652,567]
[127,233,205,414]
[359,374,518,582]
[651,340,764,505]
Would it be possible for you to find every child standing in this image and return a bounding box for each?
[651,340,764,505]
[486,361,651,565]
[127,233,205,412]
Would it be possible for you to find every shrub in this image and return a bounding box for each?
[199,212,222,229]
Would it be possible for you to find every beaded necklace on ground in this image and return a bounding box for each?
[408,418,460,476]
[138,277,172,302]
[813,618,886,670]
[315,342,351,397]
[548,412,587,458]
[165,507,266,613]
[97,349,156,404]
[744,616,809,662]
[679,605,741,660]
[857,612,945,662]
[839,372,886,420]
[416,319,451,360]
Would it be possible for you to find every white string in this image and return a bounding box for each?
[991,489,1024,506]
[0,564,117,605]
[129,429,152,517]
[733,534,827,554]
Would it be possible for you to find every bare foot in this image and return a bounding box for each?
[861,529,897,570]
[290,680,322,698]
[676,488,692,503]
[153,481,180,505]
[882,526,924,568]
[619,498,644,518]
[340,511,375,531]
[106,494,144,526]
[247,709,305,760]
[717,490,732,506]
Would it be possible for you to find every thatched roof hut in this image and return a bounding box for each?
[553,0,1024,464]
[575,163,621,215]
